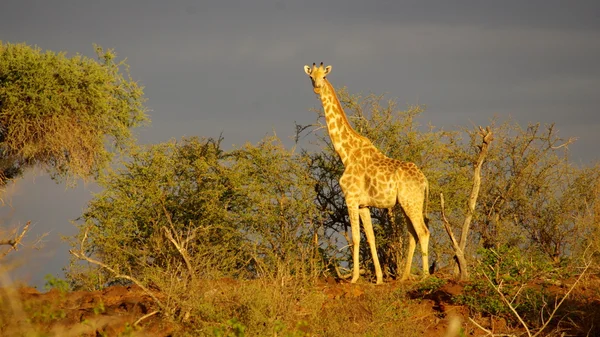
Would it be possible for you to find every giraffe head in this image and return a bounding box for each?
[304,62,332,94]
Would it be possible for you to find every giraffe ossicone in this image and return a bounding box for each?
[304,62,431,284]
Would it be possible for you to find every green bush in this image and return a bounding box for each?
[415,276,447,295]
[68,135,323,320]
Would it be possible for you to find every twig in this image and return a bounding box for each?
[133,310,160,327]
[468,316,493,336]
[551,137,576,150]
[0,221,31,258]
[333,262,352,280]
[509,283,526,306]
[468,316,517,337]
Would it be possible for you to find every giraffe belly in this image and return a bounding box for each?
[362,184,397,208]
[364,195,396,209]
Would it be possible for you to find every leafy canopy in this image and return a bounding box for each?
[0,41,148,185]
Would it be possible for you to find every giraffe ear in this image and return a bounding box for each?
[324,65,332,75]
[304,65,311,75]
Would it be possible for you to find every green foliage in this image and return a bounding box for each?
[43,274,70,293]
[119,323,136,337]
[0,41,148,185]
[476,245,562,285]
[212,318,246,337]
[29,304,67,324]
[226,137,323,281]
[414,276,446,295]
[454,280,508,316]
[93,300,105,315]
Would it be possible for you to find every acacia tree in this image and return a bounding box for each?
[0,41,148,186]
[475,122,598,264]
[0,41,147,253]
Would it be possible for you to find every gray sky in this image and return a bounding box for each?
[1,0,599,288]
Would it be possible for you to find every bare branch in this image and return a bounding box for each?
[459,127,493,252]
[441,126,493,281]
[333,263,352,280]
[440,193,469,280]
[551,137,577,150]
[440,193,461,249]
[468,316,493,336]
[162,226,196,284]
[0,221,31,258]
[467,316,516,337]
[133,310,160,327]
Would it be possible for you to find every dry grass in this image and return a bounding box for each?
[1,269,600,337]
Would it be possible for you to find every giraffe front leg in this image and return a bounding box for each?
[359,207,383,284]
[347,206,361,283]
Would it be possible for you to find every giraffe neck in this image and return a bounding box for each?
[318,79,369,165]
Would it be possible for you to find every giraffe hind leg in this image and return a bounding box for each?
[405,208,430,278]
[398,196,430,280]
[400,227,417,281]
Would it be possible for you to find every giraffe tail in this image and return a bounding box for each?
[424,179,430,227]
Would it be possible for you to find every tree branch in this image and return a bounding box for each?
[440,193,469,280]
[1,221,31,258]
[162,226,196,284]
[443,126,493,280]
[459,126,493,252]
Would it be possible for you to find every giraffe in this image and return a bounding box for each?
[303,62,430,284]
